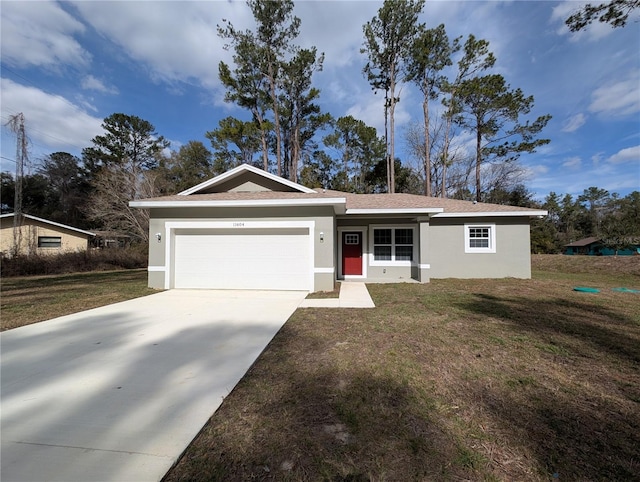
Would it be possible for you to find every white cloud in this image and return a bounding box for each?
[75,96,99,113]
[591,152,605,165]
[449,130,476,161]
[607,145,640,164]
[346,88,413,140]
[562,156,582,168]
[523,164,550,182]
[0,0,90,70]
[589,69,640,117]
[80,75,118,95]
[296,1,379,70]
[561,113,587,133]
[0,78,103,155]
[70,1,246,89]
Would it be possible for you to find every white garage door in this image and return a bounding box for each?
[173,228,311,290]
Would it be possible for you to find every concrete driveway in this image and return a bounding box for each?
[1,289,306,482]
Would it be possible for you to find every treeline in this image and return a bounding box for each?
[212,0,550,200]
[533,188,640,254]
[3,0,556,245]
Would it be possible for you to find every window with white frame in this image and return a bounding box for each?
[464,224,496,253]
[372,227,414,263]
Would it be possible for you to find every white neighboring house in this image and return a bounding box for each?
[0,213,95,256]
[130,164,547,292]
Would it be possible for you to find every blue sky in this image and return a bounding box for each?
[1,0,639,201]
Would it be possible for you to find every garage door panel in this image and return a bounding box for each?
[173,231,310,290]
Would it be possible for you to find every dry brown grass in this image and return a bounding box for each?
[305,282,341,299]
[532,253,640,277]
[0,270,155,331]
[164,255,640,481]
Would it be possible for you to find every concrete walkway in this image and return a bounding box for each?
[0,290,306,482]
[299,282,375,308]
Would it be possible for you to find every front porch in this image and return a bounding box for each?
[336,218,431,285]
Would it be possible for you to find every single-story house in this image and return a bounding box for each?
[0,213,95,256]
[91,230,132,249]
[130,164,547,292]
[564,237,640,256]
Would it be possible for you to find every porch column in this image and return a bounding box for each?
[418,219,430,283]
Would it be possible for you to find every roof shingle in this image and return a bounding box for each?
[134,188,544,215]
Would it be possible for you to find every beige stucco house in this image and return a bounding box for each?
[130,164,547,292]
[0,213,95,256]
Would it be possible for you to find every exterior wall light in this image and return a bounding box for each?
[320,232,324,242]
[156,233,162,242]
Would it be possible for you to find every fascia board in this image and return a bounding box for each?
[2,213,95,236]
[432,210,548,218]
[345,208,444,215]
[129,197,347,209]
[178,164,316,195]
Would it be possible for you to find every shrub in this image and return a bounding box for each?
[0,247,148,277]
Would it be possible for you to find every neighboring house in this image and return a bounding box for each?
[0,213,95,256]
[130,164,547,292]
[564,237,640,256]
[91,231,132,249]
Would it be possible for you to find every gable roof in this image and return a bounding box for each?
[131,189,546,217]
[179,164,316,195]
[565,236,601,247]
[0,213,95,237]
[325,190,546,217]
[130,163,546,217]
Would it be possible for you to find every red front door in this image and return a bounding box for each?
[342,232,362,276]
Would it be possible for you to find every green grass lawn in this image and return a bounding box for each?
[0,269,155,331]
[164,255,640,481]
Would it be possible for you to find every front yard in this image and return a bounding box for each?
[164,255,640,481]
[0,269,154,331]
[1,256,638,480]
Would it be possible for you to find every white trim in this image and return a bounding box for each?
[337,226,367,279]
[147,266,166,272]
[165,220,315,230]
[314,267,335,274]
[0,213,95,236]
[433,210,547,218]
[369,224,417,267]
[163,220,315,290]
[130,198,346,209]
[178,163,316,195]
[418,264,431,269]
[464,223,497,254]
[346,208,442,215]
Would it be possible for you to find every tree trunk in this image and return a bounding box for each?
[441,113,452,198]
[260,130,269,170]
[475,121,482,202]
[389,77,396,194]
[252,108,269,171]
[343,131,350,190]
[384,93,390,193]
[423,96,431,196]
[292,121,300,183]
[266,62,282,176]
